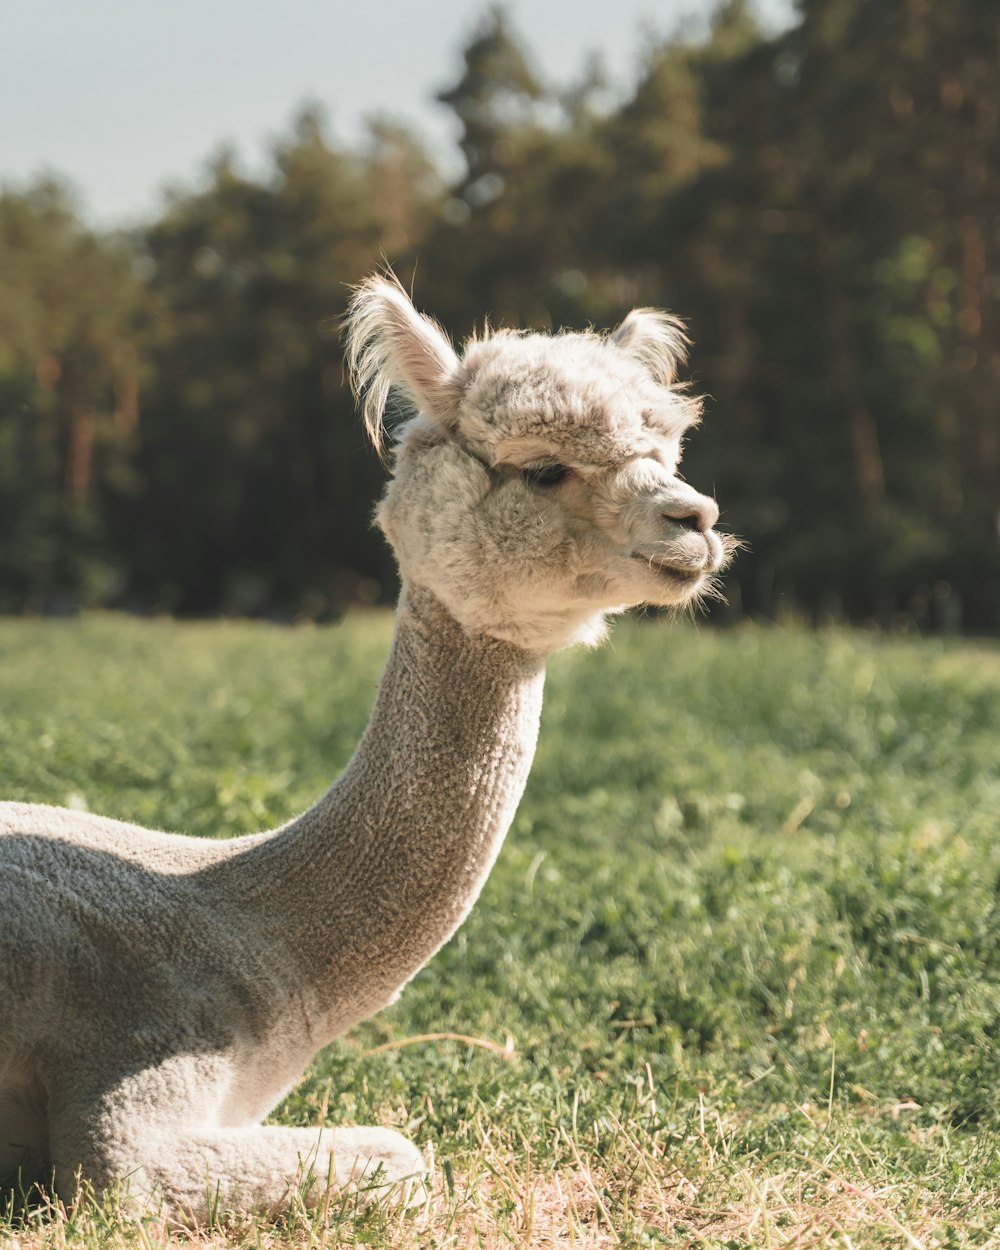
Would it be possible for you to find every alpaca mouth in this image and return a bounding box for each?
[630,553,706,584]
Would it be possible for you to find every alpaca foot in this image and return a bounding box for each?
[324,1126,426,1208]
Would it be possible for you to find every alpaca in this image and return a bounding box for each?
[0,275,734,1223]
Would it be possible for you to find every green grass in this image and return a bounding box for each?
[2,613,1000,1248]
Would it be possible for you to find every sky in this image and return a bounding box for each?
[1,0,795,229]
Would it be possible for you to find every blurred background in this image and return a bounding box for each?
[1,0,996,629]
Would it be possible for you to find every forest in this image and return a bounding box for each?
[1,0,997,629]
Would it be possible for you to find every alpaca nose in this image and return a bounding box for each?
[661,490,719,534]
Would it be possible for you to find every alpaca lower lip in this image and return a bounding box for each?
[631,554,705,582]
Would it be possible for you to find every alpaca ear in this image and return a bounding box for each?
[611,308,690,386]
[344,274,461,453]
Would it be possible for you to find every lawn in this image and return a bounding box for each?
[1,613,999,1248]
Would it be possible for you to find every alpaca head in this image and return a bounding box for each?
[345,275,736,653]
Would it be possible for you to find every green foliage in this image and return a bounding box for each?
[113,109,437,615]
[2,616,999,1244]
[0,181,139,611]
[437,6,545,194]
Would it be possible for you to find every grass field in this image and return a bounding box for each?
[2,613,999,1248]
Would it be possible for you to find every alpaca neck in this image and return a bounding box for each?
[237,582,546,1039]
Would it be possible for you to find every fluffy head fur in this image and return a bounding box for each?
[345,274,735,653]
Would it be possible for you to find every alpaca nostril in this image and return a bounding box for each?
[663,497,719,534]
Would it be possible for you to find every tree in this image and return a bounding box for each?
[0,179,139,609]
[438,6,545,196]
[114,108,437,614]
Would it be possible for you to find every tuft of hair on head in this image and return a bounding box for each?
[610,308,691,386]
[343,272,461,456]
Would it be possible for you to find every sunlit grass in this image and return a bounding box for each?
[2,613,999,1247]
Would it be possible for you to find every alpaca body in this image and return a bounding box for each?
[0,276,732,1221]
[0,586,543,1216]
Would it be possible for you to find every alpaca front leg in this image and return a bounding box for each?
[148,1124,426,1223]
[54,1121,425,1224]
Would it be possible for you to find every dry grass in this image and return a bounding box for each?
[4,1098,980,1250]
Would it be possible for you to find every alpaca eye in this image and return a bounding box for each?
[522,463,569,487]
